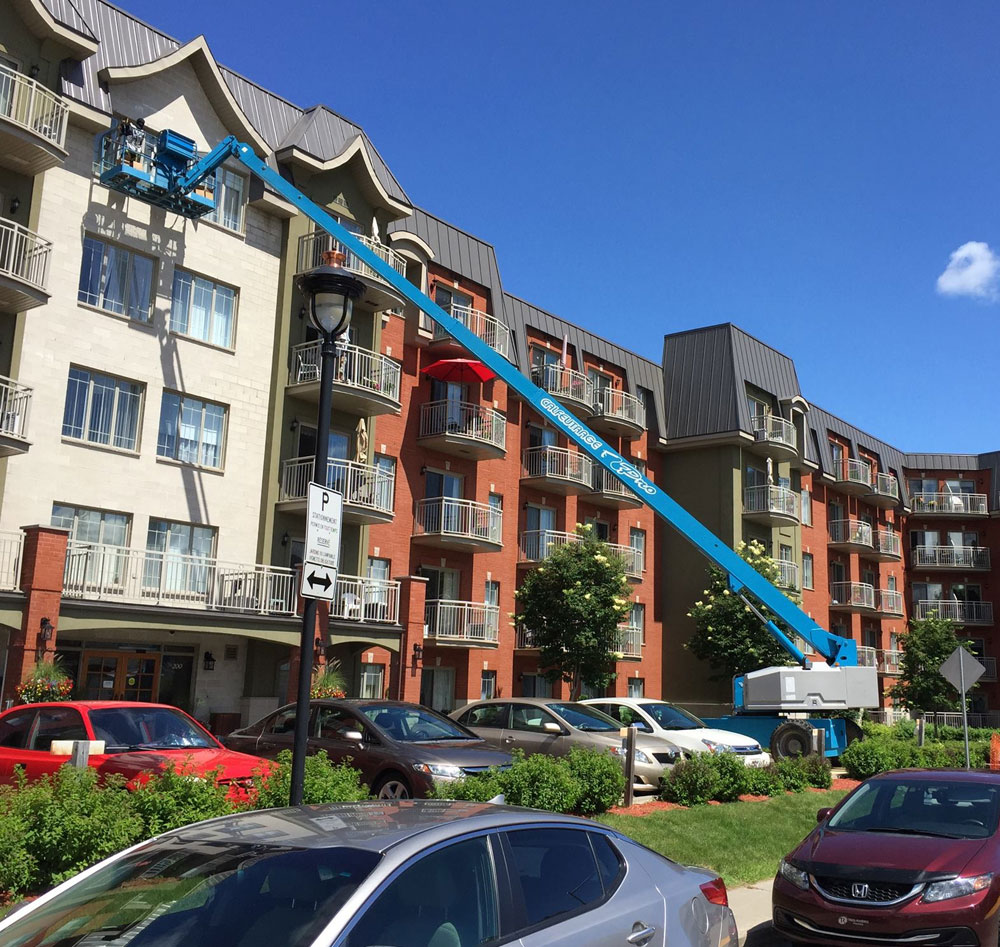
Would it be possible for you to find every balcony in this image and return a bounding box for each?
[982,656,998,683]
[62,542,297,617]
[615,625,643,659]
[0,530,22,591]
[516,529,641,578]
[418,400,506,460]
[879,650,903,676]
[531,364,593,418]
[915,600,994,626]
[589,467,643,510]
[832,458,873,497]
[431,305,512,360]
[872,530,901,562]
[910,493,988,517]
[865,472,900,510]
[521,446,594,495]
[424,600,499,647]
[0,376,31,456]
[750,415,798,460]
[288,341,401,416]
[875,589,904,617]
[742,484,799,526]
[775,559,799,591]
[413,497,502,551]
[828,519,873,552]
[515,627,539,650]
[0,65,68,174]
[329,575,400,625]
[297,231,408,312]
[911,546,991,571]
[857,646,878,668]
[279,456,394,524]
[0,217,52,312]
[829,581,875,613]
[589,388,645,439]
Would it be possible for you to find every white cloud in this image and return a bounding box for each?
[936,241,1000,300]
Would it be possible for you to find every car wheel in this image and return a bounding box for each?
[769,720,813,759]
[373,773,412,800]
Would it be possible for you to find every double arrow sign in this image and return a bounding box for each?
[301,482,343,602]
[305,568,334,593]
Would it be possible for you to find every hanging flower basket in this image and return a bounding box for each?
[16,676,73,703]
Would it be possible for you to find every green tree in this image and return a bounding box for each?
[890,614,971,717]
[514,524,632,699]
[686,540,797,681]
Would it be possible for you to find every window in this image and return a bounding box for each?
[144,519,216,594]
[480,670,497,700]
[359,664,384,700]
[367,557,390,581]
[802,553,814,590]
[747,395,769,423]
[266,706,298,735]
[627,678,645,698]
[510,705,559,732]
[32,707,87,751]
[801,488,812,526]
[829,440,845,469]
[0,708,35,748]
[460,703,508,728]
[629,528,646,571]
[630,602,645,643]
[78,235,154,322]
[62,367,143,451]
[434,283,473,314]
[521,674,550,698]
[51,504,130,546]
[170,270,237,348]
[207,167,246,232]
[157,393,227,468]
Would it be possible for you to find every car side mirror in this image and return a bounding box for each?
[817,807,833,823]
[344,730,364,742]
[543,722,562,734]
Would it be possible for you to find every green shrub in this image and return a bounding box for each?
[129,764,236,836]
[776,758,809,792]
[802,754,832,789]
[251,750,369,808]
[434,770,505,803]
[661,754,719,806]
[565,748,625,815]
[743,762,785,796]
[712,753,750,802]
[496,752,582,812]
[841,739,900,779]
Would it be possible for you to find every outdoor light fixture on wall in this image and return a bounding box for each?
[28,64,39,78]
[289,417,298,432]
[9,197,19,214]
[203,651,216,671]
[412,642,424,661]
[281,532,290,546]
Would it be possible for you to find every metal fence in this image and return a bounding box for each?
[0,63,68,150]
[280,456,395,517]
[289,340,401,404]
[419,400,506,451]
[414,497,502,545]
[521,446,593,488]
[425,600,500,644]
[0,216,51,293]
[329,575,400,624]
[432,305,512,359]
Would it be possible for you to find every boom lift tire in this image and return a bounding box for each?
[769,719,814,759]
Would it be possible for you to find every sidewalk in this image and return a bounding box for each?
[728,879,781,946]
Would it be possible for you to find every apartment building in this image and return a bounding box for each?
[0,0,994,726]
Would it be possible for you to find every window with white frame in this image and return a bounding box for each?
[802,553,814,590]
[78,235,154,323]
[360,663,384,699]
[62,367,143,451]
[627,678,645,698]
[157,393,227,469]
[170,270,237,348]
[629,528,646,571]
[480,670,497,700]
[630,602,645,643]
[51,504,130,546]
[144,519,216,594]
[207,168,246,232]
[801,488,812,525]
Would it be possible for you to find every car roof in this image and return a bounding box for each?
[464,697,561,707]
[4,701,181,712]
[163,800,598,853]
[873,769,1000,784]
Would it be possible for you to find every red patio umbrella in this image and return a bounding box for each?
[421,358,496,384]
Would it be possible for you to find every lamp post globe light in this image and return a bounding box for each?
[289,263,365,806]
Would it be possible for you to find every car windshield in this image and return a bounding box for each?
[639,702,707,730]
[89,707,216,751]
[0,836,380,947]
[828,778,1000,840]
[546,702,620,732]
[358,704,476,742]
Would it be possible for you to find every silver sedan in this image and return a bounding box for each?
[0,800,738,947]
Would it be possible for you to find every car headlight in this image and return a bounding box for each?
[609,747,652,765]
[412,762,464,779]
[778,858,810,891]
[924,873,993,903]
[701,739,735,754]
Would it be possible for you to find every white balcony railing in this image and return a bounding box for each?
[329,575,400,624]
[425,600,499,645]
[593,387,645,428]
[0,375,31,442]
[0,63,68,150]
[743,484,799,519]
[516,627,539,649]
[910,493,988,516]
[516,529,641,577]
[0,530,22,591]
[63,542,297,616]
[870,472,899,501]
[289,341,401,405]
[521,446,593,488]
[857,646,878,667]
[531,364,592,407]
[775,559,799,590]
[752,415,796,450]
[912,546,991,570]
[876,589,904,615]
[432,305,511,359]
[592,468,640,502]
[297,230,407,283]
[830,581,875,610]
[915,600,994,625]
[615,625,643,658]
[419,400,506,451]
[414,497,502,546]
[0,216,52,294]
[879,650,903,675]
[280,456,395,517]
[828,519,873,547]
[875,530,901,558]
[836,458,873,487]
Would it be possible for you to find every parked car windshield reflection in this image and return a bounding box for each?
[546,703,620,732]
[639,703,707,730]
[357,703,477,742]
[89,707,216,751]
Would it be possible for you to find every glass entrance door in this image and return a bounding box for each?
[419,666,455,712]
[81,651,160,701]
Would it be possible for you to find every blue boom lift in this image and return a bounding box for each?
[98,125,878,757]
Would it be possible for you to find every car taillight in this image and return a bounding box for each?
[700,877,728,906]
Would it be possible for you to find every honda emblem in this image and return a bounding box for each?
[852,883,870,899]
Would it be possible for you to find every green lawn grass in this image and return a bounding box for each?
[598,790,846,888]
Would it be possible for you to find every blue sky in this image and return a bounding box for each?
[125,1,999,454]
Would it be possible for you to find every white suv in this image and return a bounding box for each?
[581,697,771,767]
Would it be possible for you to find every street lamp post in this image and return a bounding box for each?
[290,262,365,806]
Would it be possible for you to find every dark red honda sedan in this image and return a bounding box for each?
[773,769,1000,946]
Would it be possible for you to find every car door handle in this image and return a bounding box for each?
[626,923,656,945]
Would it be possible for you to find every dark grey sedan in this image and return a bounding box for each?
[0,801,739,947]
[223,699,511,799]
